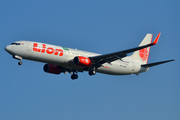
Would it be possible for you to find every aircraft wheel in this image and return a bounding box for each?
[89,70,96,76]
[71,75,74,80]
[71,74,78,80]
[18,61,23,65]
[74,74,78,79]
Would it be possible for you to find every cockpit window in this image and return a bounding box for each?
[11,43,21,45]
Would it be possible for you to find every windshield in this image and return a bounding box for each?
[11,43,21,45]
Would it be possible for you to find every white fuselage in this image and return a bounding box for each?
[5,41,148,75]
[5,33,174,79]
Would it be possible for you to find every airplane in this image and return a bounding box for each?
[5,33,175,80]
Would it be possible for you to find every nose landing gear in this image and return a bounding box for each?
[13,55,23,65]
[18,60,23,65]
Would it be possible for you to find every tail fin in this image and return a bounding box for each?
[131,33,153,64]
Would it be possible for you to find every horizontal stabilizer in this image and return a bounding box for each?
[141,59,175,68]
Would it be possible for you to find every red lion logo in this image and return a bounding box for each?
[139,48,149,61]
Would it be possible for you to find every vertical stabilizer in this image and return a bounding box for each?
[131,33,153,64]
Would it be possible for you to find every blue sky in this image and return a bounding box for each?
[1,0,179,120]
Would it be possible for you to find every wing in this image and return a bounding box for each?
[90,33,160,65]
[141,59,175,68]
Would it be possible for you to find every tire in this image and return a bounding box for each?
[89,70,96,76]
[71,74,78,80]
[18,62,22,65]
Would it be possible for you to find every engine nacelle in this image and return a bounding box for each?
[73,56,92,67]
[43,64,62,74]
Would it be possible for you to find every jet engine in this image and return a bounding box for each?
[43,64,62,74]
[73,56,92,67]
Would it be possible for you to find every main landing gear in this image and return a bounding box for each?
[71,72,78,80]
[89,70,96,76]
[89,66,96,76]
[71,70,96,80]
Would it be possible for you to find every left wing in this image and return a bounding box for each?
[90,33,160,65]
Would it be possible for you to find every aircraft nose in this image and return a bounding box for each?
[5,45,11,52]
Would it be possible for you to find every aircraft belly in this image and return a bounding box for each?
[96,62,140,75]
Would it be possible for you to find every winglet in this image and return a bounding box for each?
[152,33,161,45]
